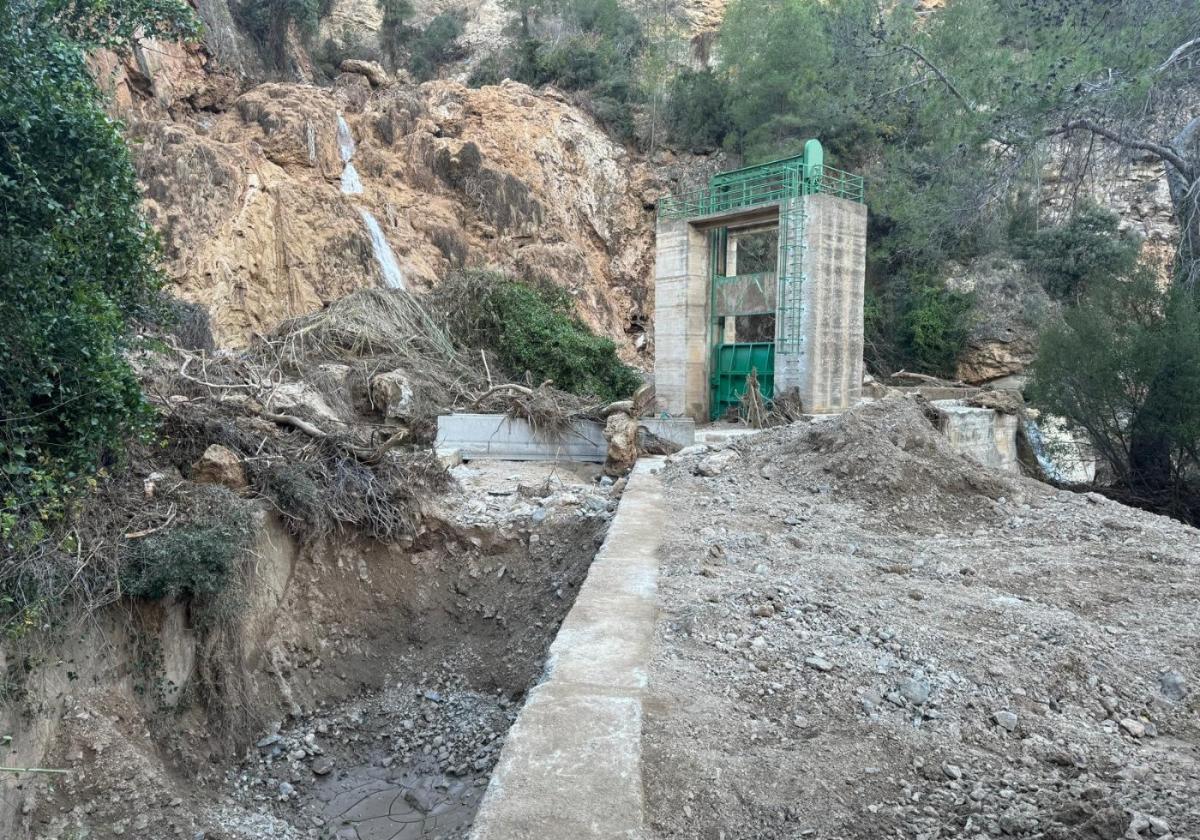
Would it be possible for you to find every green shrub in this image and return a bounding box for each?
[897,281,975,378]
[500,0,643,126]
[1012,203,1141,301]
[408,12,464,80]
[379,0,414,66]
[665,69,731,151]
[233,0,319,66]
[1031,272,1200,520]
[468,53,506,87]
[121,492,254,601]
[433,271,641,402]
[1,0,195,534]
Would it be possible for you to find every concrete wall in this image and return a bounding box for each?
[933,401,1020,473]
[436,414,696,462]
[653,218,710,418]
[471,459,665,839]
[775,194,867,414]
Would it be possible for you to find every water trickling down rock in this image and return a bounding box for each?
[359,208,405,290]
[337,113,364,195]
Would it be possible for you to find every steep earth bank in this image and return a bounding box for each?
[4,462,617,839]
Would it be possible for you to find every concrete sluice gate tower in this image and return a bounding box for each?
[654,139,868,420]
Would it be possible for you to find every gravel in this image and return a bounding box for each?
[642,397,1200,840]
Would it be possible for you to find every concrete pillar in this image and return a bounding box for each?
[654,218,710,418]
[775,193,867,413]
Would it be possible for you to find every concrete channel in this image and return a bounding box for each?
[470,458,665,840]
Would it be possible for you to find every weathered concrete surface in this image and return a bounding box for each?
[436,415,694,462]
[470,459,665,840]
[654,218,710,419]
[933,400,1020,473]
[776,193,868,414]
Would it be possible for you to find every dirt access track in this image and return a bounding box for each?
[642,398,1199,840]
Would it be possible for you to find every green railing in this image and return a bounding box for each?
[658,164,863,220]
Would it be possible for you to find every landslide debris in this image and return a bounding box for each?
[644,396,1200,840]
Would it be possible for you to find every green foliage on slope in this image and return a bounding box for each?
[0,0,196,537]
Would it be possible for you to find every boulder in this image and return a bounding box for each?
[192,444,247,490]
[697,449,740,477]
[339,59,390,87]
[603,413,639,477]
[944,258,1059,384]
[370,370,415,420]
[967,388,1026,415]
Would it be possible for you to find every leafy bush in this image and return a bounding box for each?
[496,0,644,130]
[407,12,464,81]
[468,53,506,87]
[1011,203,1141,301]
[665,69,731,151]
[233,0,319,66]
[378,0,414,66]
[121,495,254,601]
[1031,272,1200,521]
[432,271,640,401]
[897,282,975,378]
[1,0,195,535]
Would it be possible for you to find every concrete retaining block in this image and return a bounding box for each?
[470,458,665,839]
[933,400,1020,473]
[436,414,695,463]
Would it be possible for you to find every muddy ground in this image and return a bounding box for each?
[14,460,617,840]
[643,397,1200,840]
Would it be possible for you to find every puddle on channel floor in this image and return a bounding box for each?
[314,766,483,840]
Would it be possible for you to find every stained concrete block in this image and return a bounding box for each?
[933,400,1019,473]
[436,415,695,462]
[654,218,710,418]
[776,193,868,414]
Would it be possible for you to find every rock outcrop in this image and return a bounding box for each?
[945,258,1059,385]
[122,69,657,357]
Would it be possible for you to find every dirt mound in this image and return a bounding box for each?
[679,396,1016,530]
[645,398,1200,840]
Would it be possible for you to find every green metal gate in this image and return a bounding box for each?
[708,228,778,419]
[711,342,775,419]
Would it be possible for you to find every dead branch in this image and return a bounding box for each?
[891,370,968,387]
[259,411,330,439]
[896,43,972,110]
[177,356,259,392]
[1048,119,1193,180]
[123,504,178,540]
[471,383,534,409]
[600,400,636,418]
[469,380,554,410]
[1158,36,1200,74]
[481,349,493,388]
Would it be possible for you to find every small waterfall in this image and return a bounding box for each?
[335,113,404,290]
[336,113,356,163]
[340,162,364,195]
[1023,418,1067,483]
[336,113,363,194]
[358,209,405,290]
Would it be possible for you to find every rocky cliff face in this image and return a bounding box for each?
[944,258,1058,385]
[99,17,662,357]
